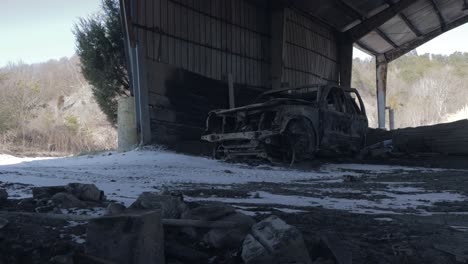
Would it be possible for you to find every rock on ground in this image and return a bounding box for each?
[65,183,105,202]
[203,212,255,249]
[242,215,312,264]
[50,192,86,209]
[31,186,67,200]
[130,192,187,218]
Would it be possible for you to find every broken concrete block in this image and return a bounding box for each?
[105,202,126,215]
[0,189,7,204]
[242,215,312,264]
[130,192,187,218]
[51,193,86,209]
[32,186,67,200]
[86,210,165,264]
[204,212,255,249]
[181,203,236,221]
[65,183,105,201]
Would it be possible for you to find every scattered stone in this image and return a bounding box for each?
[106,202,126,215]
[181,203,235,221]
[0,217,8,229]
[130,192,187,218]
[86,210,165,264]
[51,193,86,209]
[49,253,74,264]
[65,183,105,202]
[203,212,255,249]
[32,186,67,200]
[241,215,312,264]
[0,189,8,204]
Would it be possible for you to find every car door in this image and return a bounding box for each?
[319,87,354,152]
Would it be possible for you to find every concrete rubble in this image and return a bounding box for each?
[1,183,467,264]
[241,215,312,264]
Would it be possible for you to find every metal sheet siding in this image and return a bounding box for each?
[134,0,270,88]
[283,9,339,87]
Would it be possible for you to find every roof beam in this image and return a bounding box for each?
[383,0,422,37]
[337,0,365,20]
[398,13,423,36]
[383,14,468,62]
[355,41,378,55]
[428,0,447,30]
[375,29,398,48]
[340,1,399,50]
[346,0,415,41]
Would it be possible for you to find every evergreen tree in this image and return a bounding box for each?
[74,0,129,125]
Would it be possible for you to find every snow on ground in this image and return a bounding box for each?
[0,150,466,214]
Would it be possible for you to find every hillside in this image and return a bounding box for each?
[352,52,468,128]
[0,57,116,155]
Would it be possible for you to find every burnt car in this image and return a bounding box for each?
[201,85,368,164]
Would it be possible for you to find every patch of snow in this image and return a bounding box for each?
[188,190,466,215]
[71,234,86,244]
[0,154,57,166]
[374,217,393,222]
[1,149,464,214]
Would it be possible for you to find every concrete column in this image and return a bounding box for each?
[376,60,388,129]
[118,97,138,152]
[338,35,353,88]
[270,6,287,90]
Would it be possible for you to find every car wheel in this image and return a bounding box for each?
[212,144,226,160]
[283,119,315,166]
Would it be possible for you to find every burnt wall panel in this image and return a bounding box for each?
[283,9,339,87]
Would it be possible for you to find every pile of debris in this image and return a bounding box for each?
[0,185,340,264]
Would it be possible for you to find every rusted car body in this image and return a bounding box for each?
[201,85,368,164]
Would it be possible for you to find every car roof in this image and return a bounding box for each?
[261,84,358,97]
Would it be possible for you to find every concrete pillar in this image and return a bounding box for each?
[118,97,138,152]
[376,60,388,129]
[270,6,287,90]
[338,35,353,88]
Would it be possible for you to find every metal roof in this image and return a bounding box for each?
[290,0,468,62]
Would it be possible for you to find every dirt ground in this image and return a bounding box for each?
[0,151,467,263]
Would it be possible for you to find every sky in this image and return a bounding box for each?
[0,0,101,67]
[0,1,468,66]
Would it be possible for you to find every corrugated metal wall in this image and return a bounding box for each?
[133,1,339,89]
[128,0,340,148]
[134,0,271,88]
[283,9,339,87]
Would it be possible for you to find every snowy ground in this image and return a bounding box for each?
[1,149,467,215]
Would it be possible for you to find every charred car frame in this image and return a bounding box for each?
[201,85,368,164]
